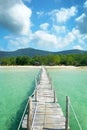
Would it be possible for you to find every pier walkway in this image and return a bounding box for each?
[22,67,66,130]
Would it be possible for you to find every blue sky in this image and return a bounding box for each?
[0,0,87,51]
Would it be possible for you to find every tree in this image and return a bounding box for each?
[66,55,74,65]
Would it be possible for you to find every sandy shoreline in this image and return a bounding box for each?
[0,65,42,69]
[0,65,87,69]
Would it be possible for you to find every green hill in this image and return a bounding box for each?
[0,48,87,58]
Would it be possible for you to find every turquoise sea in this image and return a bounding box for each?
[48,68,87,130]
[0,67,39,130]
[0,67,87,130]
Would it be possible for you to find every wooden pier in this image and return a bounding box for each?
[21,67,68,130]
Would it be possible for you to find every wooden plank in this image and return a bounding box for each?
[22,67,66,130]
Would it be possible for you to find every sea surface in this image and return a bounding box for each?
[48,68,87,130]
[0,67,87,130]
[0,67,39,130]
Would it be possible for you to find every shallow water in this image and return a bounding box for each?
[0,67,39,130]
[48,68,87,130]
[0,67,87,130]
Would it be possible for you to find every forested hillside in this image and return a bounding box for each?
[0,54,87,66]
[0,48,87,58]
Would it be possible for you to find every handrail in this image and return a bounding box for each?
[17,69,42,130]
[17,88,37,130]
[43,101,46,128]
[70,99,83,130]
[17,98,29,130]
[31,102,38,130]
[17,89,36,130]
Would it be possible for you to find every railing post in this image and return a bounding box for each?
[54,90,56,103]
[51,83,52,90]
[27,97,32,130]
[35,90,37,102]
[66,96,69,130]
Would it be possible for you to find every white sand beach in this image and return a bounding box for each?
[0,65,87,69]
[0,65,42,69]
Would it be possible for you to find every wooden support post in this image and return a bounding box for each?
[66,96,69,130]
[27,97,32,130]
[38,74,41,84]
[35,90,37,102]
[49,77,51,84]
[50,79,52,90]
[38,78,40,85]
[51,83,52,90]
[54,90,56,103]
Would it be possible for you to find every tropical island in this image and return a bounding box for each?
[0,48,87,66]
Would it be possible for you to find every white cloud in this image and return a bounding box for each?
[34,30,58,44]
[49,6,77,23]
[76,13,85,23]
[40,23,49,30]
[73,45,83,50]
[4,35,13,40]
[32,28,78,51]
[1,1,86,51]
[32,30,58,50]
[7,35,33,50]
[84,1,87,8]
[36,11,44,17]
[56,29,77,49]
[0,0,32,35]
[4,33,33,50]
[53,25,66,34]
[67,28,87,45]
[33,27,87,51]
[76,1,87,34]
[76,13,87,34]
[4,27,87,51]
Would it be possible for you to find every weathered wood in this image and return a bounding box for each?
[22,67,66,130]
[54,90,56,103]
[31,67,66,130]
[66,96,69,130]
[27,97,32,130]
[35,90,37,102]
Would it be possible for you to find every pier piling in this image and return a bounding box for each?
[66,96,70,130]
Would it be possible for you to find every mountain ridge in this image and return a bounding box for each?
[0,48,87,58]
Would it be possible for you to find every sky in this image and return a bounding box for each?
[0,0,87,52]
